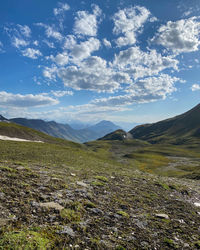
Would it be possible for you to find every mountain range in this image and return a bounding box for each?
[129,103,200,144]
[1,103,200,144]
[2,117,121,143]
[98,103,200,145]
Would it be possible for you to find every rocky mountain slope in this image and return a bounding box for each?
[9,118,120,143]
[99,129,132,141]
[0,104,200,249]
[0,134,199,249]
[129,103,200,144]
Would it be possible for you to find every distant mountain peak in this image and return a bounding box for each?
[0,115,8,122]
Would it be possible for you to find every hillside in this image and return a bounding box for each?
[0,129,200,249]
[9,118,120,143]
[98,129,132,141]
[0,122,84,149]
[130,103,200,144]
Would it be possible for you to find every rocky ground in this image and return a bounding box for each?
[0,161,200,249]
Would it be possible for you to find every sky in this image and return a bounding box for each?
[0,0,200,129]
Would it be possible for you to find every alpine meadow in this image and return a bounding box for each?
[0,1,200,249]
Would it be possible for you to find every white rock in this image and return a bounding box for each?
[194,202,200,207]
[39,202,64,211]
[76,181,88,188]
[155,213,169,219]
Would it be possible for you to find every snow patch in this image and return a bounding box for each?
[0,135,43,143]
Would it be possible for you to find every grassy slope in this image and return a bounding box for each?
[0,139,200,249]
[86,139,200,179]
[129,103,200,144]
[0,122,199,249]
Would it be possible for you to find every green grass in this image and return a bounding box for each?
[0,230,51,249]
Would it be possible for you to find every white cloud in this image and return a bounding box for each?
[43,66,58,81]
[113,46,179,79]
[17,24,31,37]
[103,38,111,48]
[64,35,77,49]
[5,24,31,49]
[0,91,59,108]
[58,56,130,92]
[115,31,136,47]
[12,37,29,48]
[191,83,200,91]
[33,40,39,46]
[113,6,151,47]
[22,48,42,59]
[51,90,73,97]
[54,2,70,16]
[36,23,63,41]
[73,5,102,36]
[92,74,180,107]
[153,17,200,54]
[48,52,69,66]
[45,26,63,41]
[43,40,55,48]
[70,37,100,62]
[0,41,4,53]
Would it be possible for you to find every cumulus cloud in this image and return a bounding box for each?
[22,48,42,59]
[48,52,69,66]
[0,91,59,107]
[5,24,31,49]
[33,40,39,46]
[58,56,130,92]
[92,74,180,107]
[64,35,77,49]
[43,40,55,48]
[51,90,73,97]
[43,66,58,81]
[12,37,29,48]
[113,46,179,79]
[113,6,151,47]
[70,37,100,62]
[53,2,70,16]
[153,17,200,54]
[191,83,200,91]
[17,24,31,37]
[73,5,102,36]
[103,38,112,48]
[36,23,63,41]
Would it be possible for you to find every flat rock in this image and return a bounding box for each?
[76,181,89,188]
[155,213,169,219]
[194,202,200,207]
[39,202,64,211]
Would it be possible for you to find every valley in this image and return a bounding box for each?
[0,104,200,249]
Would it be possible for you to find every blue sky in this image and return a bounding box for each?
[0,0,200,129]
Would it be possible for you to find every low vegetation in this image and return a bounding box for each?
[0,122,199,249]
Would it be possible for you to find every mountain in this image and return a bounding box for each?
[99,129,132,141]
[129,103,200,144]
[10,118,87,143]
[85,120,121,134]
[9,118,121,143]
[69,122,91,130]
[0,115,9,122]
[0,120,80,147]
[1,120,200,250]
